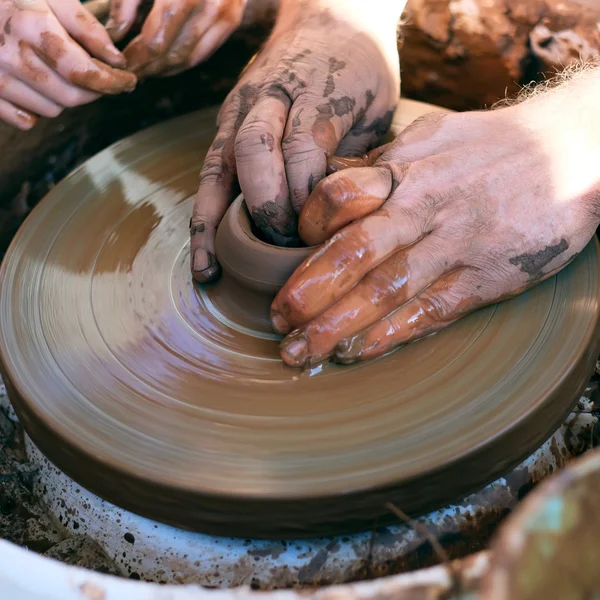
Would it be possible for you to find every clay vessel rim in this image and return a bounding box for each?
[231,194,317,255]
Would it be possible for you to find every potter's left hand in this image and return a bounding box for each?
[107,0,246,77]
[190,0,403,282]
[271,70,600,367]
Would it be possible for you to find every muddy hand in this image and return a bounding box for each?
[0,0,135,130]
[190,0,403,283]
[272,70,600,367]
[109,0,246,78]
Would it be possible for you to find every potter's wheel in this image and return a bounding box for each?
[1,101,600,539]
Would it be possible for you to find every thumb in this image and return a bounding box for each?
[299,164,398,246]
[191,128,239,283]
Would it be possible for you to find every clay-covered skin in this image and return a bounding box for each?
[0,0,136,130]
[272,70,600,367]
[189,0,404,283]
[107,0,247,78]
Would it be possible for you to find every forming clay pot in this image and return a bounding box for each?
[214,194,314,333]
[2,104,600,538]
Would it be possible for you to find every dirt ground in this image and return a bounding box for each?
[0,386,122,576]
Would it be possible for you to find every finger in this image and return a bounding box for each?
[124,0,197,72]
[299,165,399,246]
[187,20,233,67]
[133,9,218,80]
[279,234,450,367]
[122,34,148,74]
[326,144,392,174]
[48,0,126,67]
[141,0,197,55]
[235,92,299,246]
[24,25,137,94]
[334,268,487,364]
[0,75,62,118]
[137,7,214,77]
[0,98,37,130]
[282,95,356,214]
[271,167,416,334]
[13,42,99,107]
[106,0,142,42]
[191,99,243,283]
[141,17,231,79]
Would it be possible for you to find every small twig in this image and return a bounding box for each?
[385,502,462,599]
[364,518,378,579]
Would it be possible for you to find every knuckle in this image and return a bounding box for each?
[315,175,347,209]
[377,160,410,189]
[234,121,277,159]
[363,269,399,309]
[280,290,308,322]
[217,86,244,123]
[281,133,320,157]
[199,152,229,185]
[398,111,447,143]
[420,290,454,322]
[190,216,215,234]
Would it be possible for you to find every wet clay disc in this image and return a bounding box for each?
[1,100,600,539]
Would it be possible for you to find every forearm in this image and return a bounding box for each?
[276,0,406,38]
[517,64,600,207]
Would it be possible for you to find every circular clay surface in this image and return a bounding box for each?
[1,101,600,539]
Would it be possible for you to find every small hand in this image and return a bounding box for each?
[271,95,600,367]
[0,0,136,130]
[190,0,400,282]
[107,0,246,78]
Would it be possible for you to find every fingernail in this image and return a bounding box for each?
[193,248,211,272]
[327,156,367,175]
[192,249,220,282]
[271,312,291,335]
[334,334,363,364]
[15,109,36,130]
[281,331,308,366]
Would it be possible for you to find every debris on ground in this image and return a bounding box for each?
[44,535,123,576]
[0,398,122,576]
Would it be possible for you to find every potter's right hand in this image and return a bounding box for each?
[190,0,404,283]
[0,0,136,130]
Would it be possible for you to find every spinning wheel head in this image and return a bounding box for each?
[1,101,599,539]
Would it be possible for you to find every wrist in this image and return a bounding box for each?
[516,67,600,209]
[277,0,405,38]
